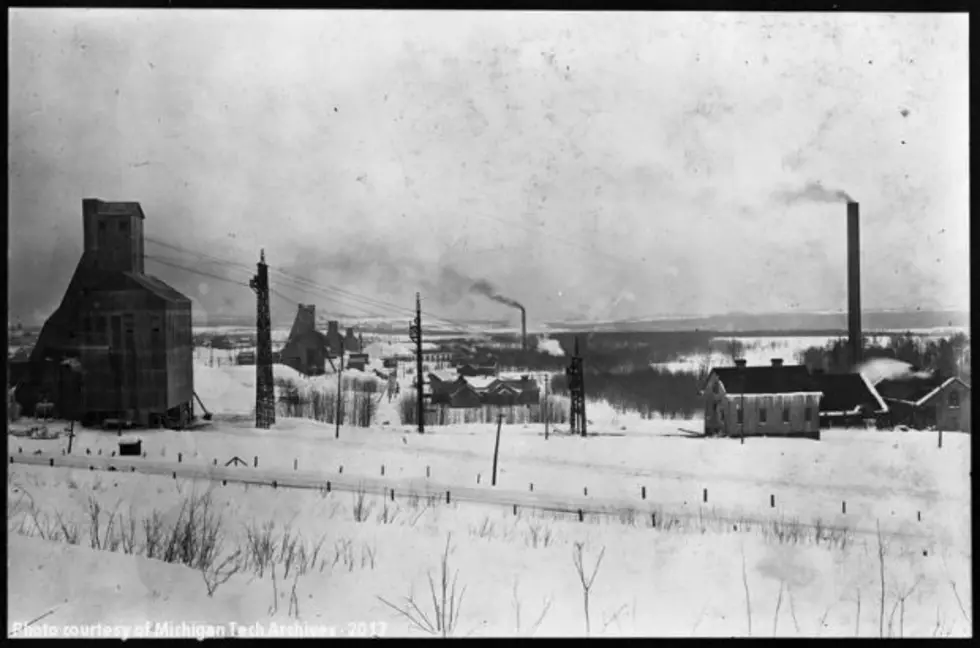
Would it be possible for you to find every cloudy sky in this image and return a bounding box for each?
[8,10,969,327]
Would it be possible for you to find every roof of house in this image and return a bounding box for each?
[875,376,949,404]
[466,376,497,391]
[94,201,146,219]
[911,376,971,407]
[812,372,888,414]
[125,273,190,304]
[711,365,819,395]
[428,370,459,384]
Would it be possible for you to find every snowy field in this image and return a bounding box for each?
[7,358,972,638]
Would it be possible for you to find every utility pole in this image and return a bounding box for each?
[409,292,425,434]
[544,373,550,440]
[335,343,345,439]
[491,413,503,486]
[567,336,587,437]
[249,249,275,429]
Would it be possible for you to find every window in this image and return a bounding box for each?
[949,391,960,407]
[119,220,128,232]
[759,407,767,424]
[804,407,813,422]
[783,408,790,423]
[98,221,107,233]
[736,405,744,425]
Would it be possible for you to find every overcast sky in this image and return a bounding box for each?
[8,10,969,327]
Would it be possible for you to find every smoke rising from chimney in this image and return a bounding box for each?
[774,181,855,204]
[469,278,524,311]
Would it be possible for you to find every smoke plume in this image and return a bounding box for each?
[774,181,855,204]
[469,278,524,311]
[856,357,935,383]
[536,336,565,357]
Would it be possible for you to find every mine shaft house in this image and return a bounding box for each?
[15,199,195,428]
[702,359,822,438]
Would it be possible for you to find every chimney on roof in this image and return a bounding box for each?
[771,358,784,367]
[734,359,747,368]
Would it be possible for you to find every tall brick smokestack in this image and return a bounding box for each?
[847,201,861,367]
[519,306,527,352]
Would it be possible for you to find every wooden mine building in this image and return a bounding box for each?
[14,199,195,427]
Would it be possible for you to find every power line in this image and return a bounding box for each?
[147,253,400,321]
[144,236,482,331]
[145,242,405,320]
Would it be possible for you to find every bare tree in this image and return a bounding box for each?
[572,542,606,636]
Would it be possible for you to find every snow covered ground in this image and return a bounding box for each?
[651,334,931,374]
[7,357,972,637]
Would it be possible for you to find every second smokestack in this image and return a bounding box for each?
[519,307,527,352]
[847,201,861,367]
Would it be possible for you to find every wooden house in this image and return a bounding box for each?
[811,369,888,427]
[875,376,971,432]
[483,375,541,406]
[17,199,195,428]
[703,359,822,438]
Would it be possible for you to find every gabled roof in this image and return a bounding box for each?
[710,365,819,395]
[93,201,146,219]
[875,375,946,404]
[466,376,497,391]
[913,377,971,407]
[812,372,888,414]
[125,273,190,304]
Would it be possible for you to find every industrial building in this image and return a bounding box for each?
[874,375,971,432]
[278,305,368,376]
[278,304,331,376]
[13,199,195,427]
[702,359,823,438]
[810,369,888,427]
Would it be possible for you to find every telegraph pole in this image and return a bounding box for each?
[335,344,345,439]
[544,373,550,440]
[409,292,425,434]
[249,249,275,429]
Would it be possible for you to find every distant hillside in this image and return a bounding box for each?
[545,309,970,334]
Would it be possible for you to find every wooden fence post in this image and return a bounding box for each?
[770,494,775,508]
[641,486,646,500]
[703,488,708,503]
[254,456,258,468]
[446,490,451,505]
[842,501,846,514]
